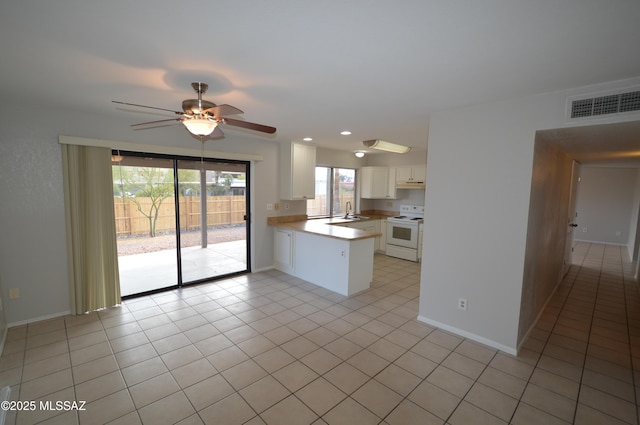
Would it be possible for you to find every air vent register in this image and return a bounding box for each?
[570,89,640,119]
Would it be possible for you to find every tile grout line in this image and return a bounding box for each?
[114,266,411,424]
[571,242,604,424]
[6,250,637,425]
[508,241,590,425]
[579,244,639,424]
[620,246,640,425]
[260,276,422,424]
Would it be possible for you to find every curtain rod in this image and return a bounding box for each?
[58,135,264,162]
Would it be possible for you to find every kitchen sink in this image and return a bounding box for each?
[344,216,369,220]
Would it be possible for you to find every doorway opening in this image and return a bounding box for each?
[519,120,640,343]
[112,151,250,297]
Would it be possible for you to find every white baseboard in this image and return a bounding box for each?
[574,239,626,247]
[516,272,566,353]
[253,265,275,273]
[417,315,518,356]
[8,310,71,328]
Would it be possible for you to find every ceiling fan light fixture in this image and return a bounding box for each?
[362,139,411,154]
[183,117,218,136]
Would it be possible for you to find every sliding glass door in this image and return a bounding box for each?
[113,152,249,297]
[177,159,248,284]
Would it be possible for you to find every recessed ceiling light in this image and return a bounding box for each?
[303,137,313,141]
[340,130,352,136]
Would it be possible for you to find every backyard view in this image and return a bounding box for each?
[112,154,248,296]
[307,166,355,217]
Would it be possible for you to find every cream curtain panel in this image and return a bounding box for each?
[62,144,121,314]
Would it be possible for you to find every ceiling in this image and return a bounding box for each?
[538,120,640,167]
[1,1,640,159]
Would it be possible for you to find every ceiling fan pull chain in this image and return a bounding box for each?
[199,136,205,168]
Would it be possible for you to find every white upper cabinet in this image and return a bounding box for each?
[281,142,316,200]
[360,166,397,199]
[396,166,426,183]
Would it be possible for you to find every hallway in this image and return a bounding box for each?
[519,241,639,424]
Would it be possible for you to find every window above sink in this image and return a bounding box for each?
[307,166,356,219]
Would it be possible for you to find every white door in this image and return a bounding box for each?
[563,160,580,276]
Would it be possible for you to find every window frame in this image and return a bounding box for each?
[307,166,356,218]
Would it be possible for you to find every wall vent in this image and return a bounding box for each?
[570,89,640,119]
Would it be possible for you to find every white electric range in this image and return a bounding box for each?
[386,205,424,262]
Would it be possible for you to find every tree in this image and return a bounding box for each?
[114,166,174,237]
[208,171,232,196]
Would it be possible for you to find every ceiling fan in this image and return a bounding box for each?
[113,82,276,138]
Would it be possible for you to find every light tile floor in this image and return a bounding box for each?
[1,242,638,424]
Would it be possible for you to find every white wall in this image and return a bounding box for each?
[575,166,639,247]
[419,76,640,354]
[0,105,281,325]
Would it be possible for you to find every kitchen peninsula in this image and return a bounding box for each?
[269,216,382,296]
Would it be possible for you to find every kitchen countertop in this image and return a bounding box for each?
[270,215,385,241]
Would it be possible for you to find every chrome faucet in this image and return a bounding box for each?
[344,201,352,218]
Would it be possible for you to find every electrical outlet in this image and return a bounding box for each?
[458,298,467,311]
[274,203,280,211]
[9,288,20,300]
[284,203,290,210]
[582,227,587,233]
[267,203,273,211]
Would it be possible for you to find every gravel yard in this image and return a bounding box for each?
[117,225,246,255]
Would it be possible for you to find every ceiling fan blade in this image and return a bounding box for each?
[113,100,183,115]
[211,126,224,138]
[131,117,183,127]
[202,104,244,117]
[222,117,276,134]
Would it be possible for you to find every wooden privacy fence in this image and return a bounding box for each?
[307,193,355,217]
[114,195,246,237]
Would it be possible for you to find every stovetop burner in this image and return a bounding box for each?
[388,205,425,222]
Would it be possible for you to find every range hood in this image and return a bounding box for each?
[396,180,425,189]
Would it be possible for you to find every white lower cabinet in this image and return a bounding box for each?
[272,226,376,296]
[274,228,294,274]
[292,231,374,296]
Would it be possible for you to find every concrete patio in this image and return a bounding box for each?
[118,240,247,296]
